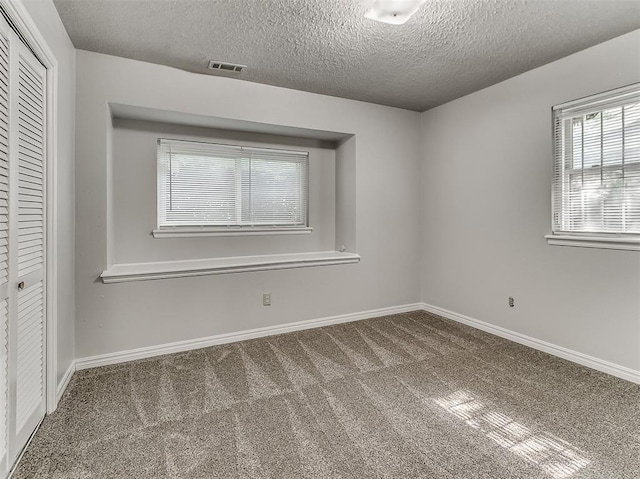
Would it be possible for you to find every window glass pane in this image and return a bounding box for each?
[553,87,640,235]
[602,107,623,166]
[166,154,237,226]
[582,112,601,169]
[157,139,308,228]
[624,102,640,163]
[571,119,582,169]
[243,158,305,225]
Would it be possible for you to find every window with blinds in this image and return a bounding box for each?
[552,85,640,236]
[157,139,309,229]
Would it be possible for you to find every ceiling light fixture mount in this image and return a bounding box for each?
[365,0,427,25]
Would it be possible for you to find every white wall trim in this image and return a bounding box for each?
[75,303,423,370]
[0,0,61,415]
[100,251,361,284]
[421,302,640,385]
[545,234,640,251]
[152,226,314,238]
[55,361,75,404]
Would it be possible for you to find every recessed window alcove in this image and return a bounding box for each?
[100,104,359,283]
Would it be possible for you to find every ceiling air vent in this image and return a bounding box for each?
[208,60,246,73]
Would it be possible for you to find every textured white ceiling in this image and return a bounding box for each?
[53,0,640,111]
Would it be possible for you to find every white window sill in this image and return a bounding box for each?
[545,234,640,251]
[100,251,361,284]
[152,226,313,238]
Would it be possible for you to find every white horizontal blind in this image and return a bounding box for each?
[158,139,308,228]
[552,86,640,235]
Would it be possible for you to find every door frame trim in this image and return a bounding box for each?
[0,0,59,414]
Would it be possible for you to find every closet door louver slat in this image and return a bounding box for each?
[0,26,9,476]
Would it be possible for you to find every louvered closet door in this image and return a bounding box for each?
[10,36,46,457]
[0,16,9,477]
[0,13,47,477]
[7,32,46,463]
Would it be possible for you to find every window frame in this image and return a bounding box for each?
[154,138,312,238]
[546,83,640,251]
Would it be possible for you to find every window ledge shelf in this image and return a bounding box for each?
[545,234,640,251]
[152,227,313,238]
[100,251,361,284]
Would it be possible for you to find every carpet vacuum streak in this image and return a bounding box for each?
[12,310,640,478]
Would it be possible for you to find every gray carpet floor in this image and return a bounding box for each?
[12,310,640,478]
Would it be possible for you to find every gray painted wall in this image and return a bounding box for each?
[420,30,640,371]
[75,50,422,358]
[22,0,76,389]
[23,1,640,380]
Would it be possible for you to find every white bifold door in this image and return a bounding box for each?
[0,12,47,477]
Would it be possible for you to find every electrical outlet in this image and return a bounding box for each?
[263,293,271,306]
[508,296,515,308]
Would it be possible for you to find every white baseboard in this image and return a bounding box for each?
[421,302,640,385]
[75,303,424,370]
[55,360,76,404]
[73,301,640,386]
